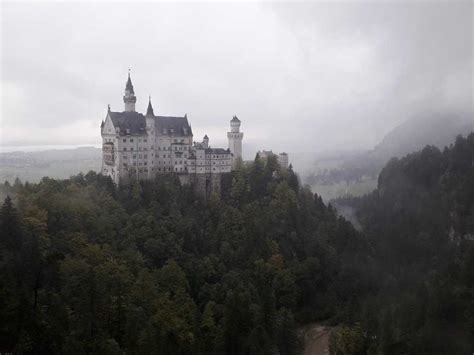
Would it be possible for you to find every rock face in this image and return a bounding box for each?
[183,173,223,198]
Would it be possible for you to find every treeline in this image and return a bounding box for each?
[1,134,472,354]
[0,156,367,354]
[305,163,379,186]
[332,133,474,354]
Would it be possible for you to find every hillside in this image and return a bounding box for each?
[331,133,474,354]
[0,156,365,354]
[0,135,473,354]
[305,112,473,200]
[369,111,472,162]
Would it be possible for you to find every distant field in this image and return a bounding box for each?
[0,161,101,183]
[309,178,377,202]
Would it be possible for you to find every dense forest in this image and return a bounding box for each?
[1,133,473,354]
[0,155,366,354]
[332,133,474,354]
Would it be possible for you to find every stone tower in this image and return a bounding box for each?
[123,71,137,112]
[146,96,155,129]
[202,134,209,148]
[227,115,243,168]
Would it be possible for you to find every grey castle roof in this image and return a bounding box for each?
[109,111,192,136]
[231,115,240,122]
[206,148,230,155]
[109,111,145,134]
[156,115,192,136]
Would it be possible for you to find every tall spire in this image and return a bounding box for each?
[126,69,134,94]
[123,69,137,112]
[146,96,154,116]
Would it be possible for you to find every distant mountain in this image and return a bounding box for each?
[305,112,473,200]
[368,112,472,163]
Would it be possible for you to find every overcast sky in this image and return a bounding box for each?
[1,1,472,156]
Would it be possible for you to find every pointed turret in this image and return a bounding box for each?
[126,72,134,94]
[146,96,154,116]
[123,69,137,112]
[145,96,155,131]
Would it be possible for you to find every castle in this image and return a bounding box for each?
[101,72,243,193]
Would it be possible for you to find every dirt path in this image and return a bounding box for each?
[300,323,331,355]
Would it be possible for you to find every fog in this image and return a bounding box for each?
[1,1,472,158]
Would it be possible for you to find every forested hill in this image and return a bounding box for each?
[0,156,367,354]
[1,135,473,354]
[333,133,474,354]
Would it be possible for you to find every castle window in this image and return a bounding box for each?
[130,139,134,142]
[124,148,127,151]
[144,139,147,142]
[133,162,136,166]
[133,154,136,158]
[144,155,147,159]
[123,139,126,142]
[131,147,134,151]
[144,162,147,166]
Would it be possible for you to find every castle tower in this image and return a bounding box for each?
[123,70,137,112]
[202,134,209,148]
[227,115,243,168]
[146,96,155,129]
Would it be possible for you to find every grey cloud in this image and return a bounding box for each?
[1,2,472,156]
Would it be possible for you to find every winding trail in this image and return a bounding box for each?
[300,323,331,355]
